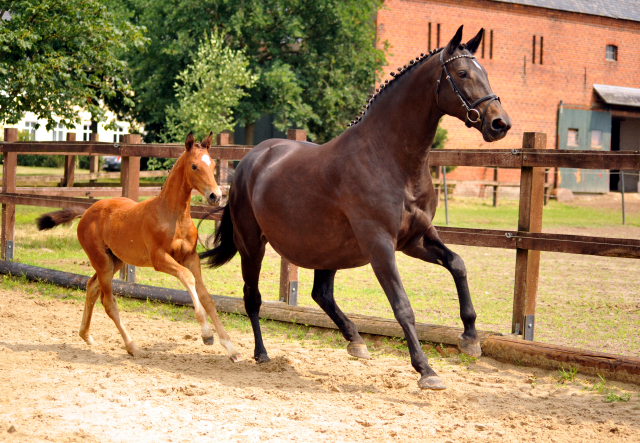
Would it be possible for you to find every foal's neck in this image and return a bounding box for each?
[158,154,193,219]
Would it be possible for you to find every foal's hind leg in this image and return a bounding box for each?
[78,274,101,345]
[311,270,370,359]
[183,253,243,362]
[402,226,481,357]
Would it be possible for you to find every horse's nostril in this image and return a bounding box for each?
[209,193,217,201]
[492,118,507,131]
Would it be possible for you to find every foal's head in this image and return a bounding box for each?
[436,26,512,142]
[182,132,222,206]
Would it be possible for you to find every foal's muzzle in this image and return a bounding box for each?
[204,187,222,206]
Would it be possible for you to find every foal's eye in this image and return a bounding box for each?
[458,71,468,78]
[191,164,197,170]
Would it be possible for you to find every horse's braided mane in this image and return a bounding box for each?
[347,46,449,128]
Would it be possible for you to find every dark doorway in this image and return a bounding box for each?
[610,118,621,191]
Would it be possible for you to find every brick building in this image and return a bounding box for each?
[376,0,640,194]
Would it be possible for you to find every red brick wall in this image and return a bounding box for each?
[376,0,640,182]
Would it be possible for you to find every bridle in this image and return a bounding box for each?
[435,49,500,129]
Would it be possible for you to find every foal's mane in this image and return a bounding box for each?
[348,44,470,128]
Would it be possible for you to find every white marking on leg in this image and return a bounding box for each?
[220,338,240,356]
[437,259,443,265]
[189,284,212,338]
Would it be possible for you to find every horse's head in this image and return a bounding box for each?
[436,26,511,142]
[183,132,222,206]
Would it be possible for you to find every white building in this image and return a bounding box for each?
[4,109,132,143]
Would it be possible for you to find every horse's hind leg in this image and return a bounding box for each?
[183,253,243,362]
[402,226,481,357]
[94,255,142,356]
[237,241,268,363]
[311,270,370,359]
[78,274,101,345]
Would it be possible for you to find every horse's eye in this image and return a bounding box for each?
[458,71,468,78]
[191,164,197,170]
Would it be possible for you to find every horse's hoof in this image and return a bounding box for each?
[229,354,244,363]
[80,334,96,346]
[347,342,371,359]
[418,375,446,390]
[255,354,271,364]
[126,344,145,358]
[202,335,214,346]
[458,334,482,357]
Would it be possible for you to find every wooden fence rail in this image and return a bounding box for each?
[1,128,639,343]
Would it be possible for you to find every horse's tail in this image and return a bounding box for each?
[199,203,238,268]
[36,209,85,231]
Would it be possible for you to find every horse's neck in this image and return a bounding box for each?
[343,57,443,179]
[158,155,192,219]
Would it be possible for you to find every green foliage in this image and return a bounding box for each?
[556,366,578,384]
[17,155,64,168]
[432,121,455,173]
[161,32,257,142]
[146,157,175,171]
[119,0,386,142]
[0,0,146,131]
[605,391,631,403]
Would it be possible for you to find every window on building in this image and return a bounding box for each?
[567,128,579,147]
[53,122,65,141]
[83,124,91,141]
[539,36,544,64]
[24,121,37,141]
[489,30,493,59]
[532,35,536,64]
[428,23,432,49]
[606,45,617,61]
[591,130,602,149]
[113,125,124,143]
[437,23,441,48]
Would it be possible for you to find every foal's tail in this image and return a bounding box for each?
[36,209,85,231]
[199,203,238,268]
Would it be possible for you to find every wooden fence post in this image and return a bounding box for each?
[2,128,18,261]
[89,133,99,183]
[119,133,141,282]
[216,132,230,186]
[62,133,76,187]
[278,129,306,305]
[511,132,546,340]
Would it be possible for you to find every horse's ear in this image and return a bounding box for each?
[445,25,464,55]
[203,131,213,149]
[466,28,484,54]
[185,132,195,151]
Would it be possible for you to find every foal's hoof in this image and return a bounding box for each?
[255,354,271,364]
[458,334,482,357]
[202,335,215,346]
[229,354,244,363]
[347,342,371,360]
[418,375,446,390]
[80,333,96,346]
[126,343,145,358]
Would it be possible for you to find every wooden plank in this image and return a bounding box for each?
[1,129,18,260]
[215,133,230,186]
[0,193,96,209]
[512,133,546,336]
[0,141,120,156]
[430,149,522,168]
[523,150,640,170]
[62,133,76,187]
[119,134,141,282]
[482,335,640,384]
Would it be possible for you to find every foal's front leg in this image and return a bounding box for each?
[183,253,243,362]
[401,226,481,357]
[151,251,213,344]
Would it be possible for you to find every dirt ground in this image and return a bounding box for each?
[1,289,639,443]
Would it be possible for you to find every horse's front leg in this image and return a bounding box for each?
[151,251,213,344]
[401,226,481,357]
[363,233,445,390]
[183,253,243,362]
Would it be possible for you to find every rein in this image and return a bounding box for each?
[435,50,500,129]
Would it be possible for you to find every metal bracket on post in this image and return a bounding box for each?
[288,280,298,306]
[5,240,13,261]
[524,314,535,341]
[127,265,136,283]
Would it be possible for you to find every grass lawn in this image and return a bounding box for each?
[5,194,640,358]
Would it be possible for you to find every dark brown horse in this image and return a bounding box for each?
[201,26,511,390]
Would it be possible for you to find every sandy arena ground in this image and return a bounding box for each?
[1,288,639,443]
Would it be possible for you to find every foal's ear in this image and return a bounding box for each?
[445,25,464,55]
[202,131,213,149]
[466,28,484,54]
[185,132,195,151]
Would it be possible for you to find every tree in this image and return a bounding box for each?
[0,0,146,131]
[119,0,386,143]
[162,32,257,142]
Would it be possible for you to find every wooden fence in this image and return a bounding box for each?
[2,129,640,343]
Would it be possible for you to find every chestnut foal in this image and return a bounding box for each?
[38,132,242,362]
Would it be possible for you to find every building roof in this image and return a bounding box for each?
[594,84,640,108]
[490,0,640,23]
